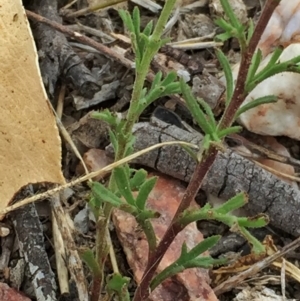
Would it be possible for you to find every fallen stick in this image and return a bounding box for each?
[118,117,300,237]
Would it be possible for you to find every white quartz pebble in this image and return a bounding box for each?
[239,44,300,140]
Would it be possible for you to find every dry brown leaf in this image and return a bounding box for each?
[0,0,64,214]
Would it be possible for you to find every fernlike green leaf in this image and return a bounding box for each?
[216,49,233,106]
[235,95,277,120]
[151,261,184,290]
[141,87,147,98]
[114,166,136,206]
[138,32,150,56]
[135,176,157,210]
[185,257,226,269]
[142,86,165,109]
[215,18,235,34]
[264,46,284,70]
[202,134,212,150]
[132,7,141,37]
[237,214,269,228]
[249,54,299,89]
[89,195,99,210]
[134,218,157,252]
[92,109,118,126]
[143,20,153,37]
[119,10,135,34]
[130,169,148,191]
[184,235,220,260]
[150,71,163,90]
[124,133,135,157]
[108,129,118,154]
[215,192,247,214]
[161,71,177,87]
[246,18,254,43]
[181,144,198,162]
[106,273,130,301]
[238,226,266,254]
[180,79,215,135]
[197,97,217,130]
[136,209,160,220]
[161,82,181,95]
[130,32,140,63]
[219,0,242,29]
[245,49,263,91]
[91,182,123,207]
[288,54,300,64]
[159,37,171,48]
[151,236,220,290]
[88,195,103,219]
[80,248,101,277]
[215,31,234,42]
[123,162,132,178]
[211,132,221,143]
[217,126,242,139]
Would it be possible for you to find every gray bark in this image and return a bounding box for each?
[11,187,57,301]
[27,0,99,98]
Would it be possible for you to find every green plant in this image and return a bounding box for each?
[83,0,300,300]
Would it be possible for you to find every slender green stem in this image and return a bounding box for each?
[92,215,109,299]
[151,264,184,290]
[137,219,157,257]
[94,1,177,299]
[122,67,151,140]
[238,227,265,254]
[123,0,177,140]
[152,0,176,40]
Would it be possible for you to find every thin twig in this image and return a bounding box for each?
[0,141,197,216]
[52,209,69,295]
[26,10,133,69]
[51,195,89,300]
[25,9,188,108]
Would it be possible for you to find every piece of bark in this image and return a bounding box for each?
[192,71,225,110]
[10,187,57,301]
[66,111,109,154]
[107,118,300,237]
[26,0,99,98]
[0,234,14,270]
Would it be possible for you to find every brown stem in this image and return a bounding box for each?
[133,1,281,300]
[90,278,102,301]
[133,147,219,301]
[219,0,281,129]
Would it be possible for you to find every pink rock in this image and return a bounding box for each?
[0,283,31,301]
[76,148,112,181]
[112,173,218,301]
[259,0,300,56]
